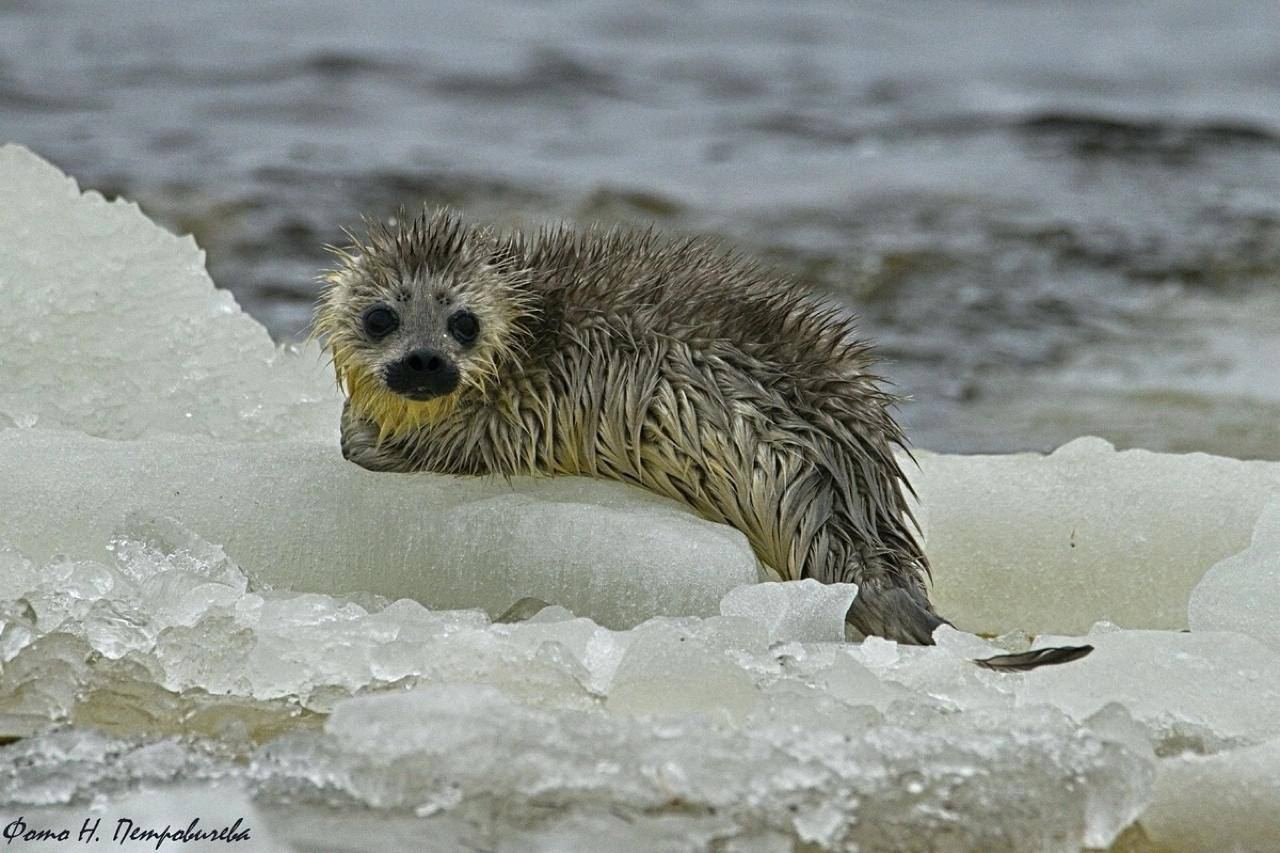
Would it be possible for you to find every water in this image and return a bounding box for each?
[3,0,1279,457]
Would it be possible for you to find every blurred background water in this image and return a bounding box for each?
[3,0,1278,457]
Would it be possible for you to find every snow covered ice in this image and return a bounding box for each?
[2,144,1280,851]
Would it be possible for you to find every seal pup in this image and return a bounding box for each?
[313,208,1090,669]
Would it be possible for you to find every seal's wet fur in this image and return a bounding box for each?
[314,209,1084,666]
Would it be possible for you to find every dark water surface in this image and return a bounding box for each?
[4,0,1279,457]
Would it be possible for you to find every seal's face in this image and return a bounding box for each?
[354,290,478,402]
[313,210,534,440]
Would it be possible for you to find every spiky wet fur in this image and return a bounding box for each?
[314,208,943,643]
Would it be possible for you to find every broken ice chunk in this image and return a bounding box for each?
[1141,736,1280,853]
[1021,628,1280,750]
[1188,499,1280,652]
[0,144,339,442]
[916,438,1280,635]
[605,623,759,722]
[718,579,857,644]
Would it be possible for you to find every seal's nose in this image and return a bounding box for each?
[406,349,445,375]
[384,348,459,399]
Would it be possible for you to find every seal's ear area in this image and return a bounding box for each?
[846,585,948,645]
[973,644,1094,671]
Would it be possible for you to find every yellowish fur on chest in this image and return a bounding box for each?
[337,359,457,442]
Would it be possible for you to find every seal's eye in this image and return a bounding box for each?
[448,310,480,345]
[362,305,399,339]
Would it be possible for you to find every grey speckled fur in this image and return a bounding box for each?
[318,208,944,644]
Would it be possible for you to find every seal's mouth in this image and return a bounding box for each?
[392,387,454,403]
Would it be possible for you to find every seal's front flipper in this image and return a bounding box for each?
[973,644,1094,671]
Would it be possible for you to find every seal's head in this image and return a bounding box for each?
[313,209,534,440]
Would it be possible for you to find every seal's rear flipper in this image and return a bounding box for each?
[846,586,1094,670]
[846,585,949,645]
[973,645,1094,671]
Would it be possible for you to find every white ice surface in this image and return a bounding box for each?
[719,579,858,643]
[1188,499,1280,652]
[0,520,1155,851]
[917,438,1280,635]
[0,145,337,442]
[0,432,759,629]
[1022,626,1280,752]
[3,144,1280,850]
[1141,737,1280,853]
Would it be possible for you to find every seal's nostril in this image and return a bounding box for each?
[402,349,446,376]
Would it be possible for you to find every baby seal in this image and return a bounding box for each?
[314,208,1089,668]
